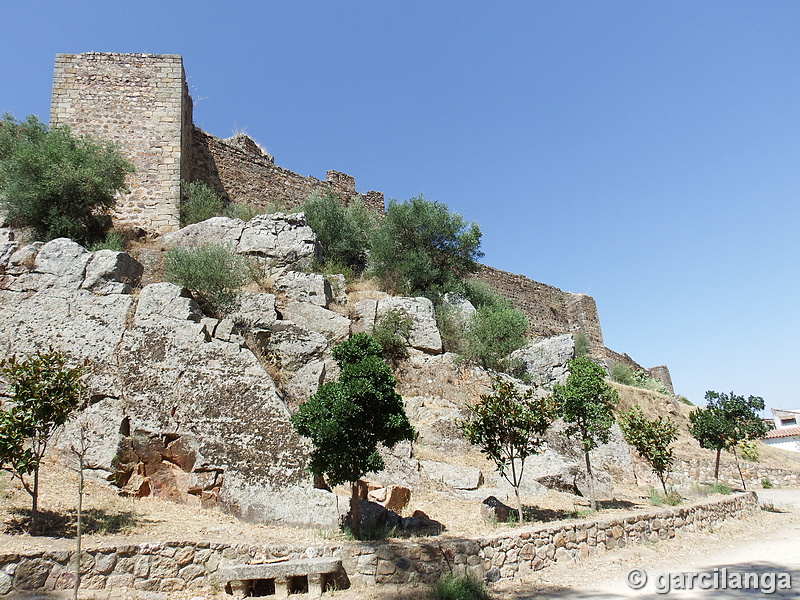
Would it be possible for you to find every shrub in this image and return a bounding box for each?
[435,305,465,353]
[761,477,774,489]
[372,310,412,366]
[302,190,375,270]
[573,332,591,358]
[461,302,528,373]
[164,244,248,316]
[648,487,681,507]
[610,362,636,386]
[433,574,490,600]
[180,180,223,226]
[87,230,125,252]
[738,440,760,462]
[0,113,134,245]
[370,195,483,299]
[224,202,259,222]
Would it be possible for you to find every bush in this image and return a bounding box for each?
[461,301,528,373]
[180,180,223,226]
[610,362,636,386]
[370,195,483,299]
[648,487,682,507]
[164,245,248,316]
[573,332,591,358]
[87,230,125,252]
[0,113,134,245]
[738,440,760,462]
[435,305,465,353]
[433,574,490,600]
[372,310,412,366]
[761,477,774,489]
[302,190,375,270]
[224,202,259,222]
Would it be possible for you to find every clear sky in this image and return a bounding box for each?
[2,1,798,411]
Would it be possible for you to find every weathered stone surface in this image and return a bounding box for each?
[82,249,144,294]
[510,334,575,387]
[31,238,92,290]
[228,292,277,329]
[327,274,347,305]
[161,217,245,249]
[350,299,378,335]
[135,283,203,323]
[281,360,326,407]
[281,301,350,347]
[258,321,327,371]
[441,292,476,328]
[273,271,332,307]
[13,558,51,590]
[238,213,320,268]
[0,241,18,271]
[368,485,411,513]
[420,460,483,490]
[0,571,12,595]
[376,297,442,353]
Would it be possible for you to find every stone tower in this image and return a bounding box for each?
[50,53,193,233]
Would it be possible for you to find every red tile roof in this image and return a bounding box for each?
[763,426,800,440]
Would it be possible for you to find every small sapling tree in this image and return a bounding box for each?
[458,377,555,523]
[291,333,414,538]
[552,356,618,511]
[688,390,771,487]
[0,349,87,532]
[618,404,678,494]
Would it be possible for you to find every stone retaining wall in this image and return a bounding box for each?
[677,459,800,490]
[0,492,758,595]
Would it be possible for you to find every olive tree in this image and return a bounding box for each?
[0,113,134,245]
[552,356,618,511]
[0,350,87,532]
[458,377,554,523]
[291,333,414,538]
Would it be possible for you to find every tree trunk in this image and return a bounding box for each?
[584,450,596,511]
[660,474,668,495]
[74,452,84,600]
[733,448,747,491]
[514,487,523,524]
[510,458,523,524]
[349,481,361,540]
[31,467,40,534]
[714,448,721,483]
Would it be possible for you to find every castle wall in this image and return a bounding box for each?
[190,128,385,213]
[476,265,605,354]
[50,53,191,233]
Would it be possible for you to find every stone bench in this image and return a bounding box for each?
[218,557,347,598]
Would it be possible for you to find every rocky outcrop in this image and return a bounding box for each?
[510,334,575,388]
[160,213,320,270]
[352,296,443,354]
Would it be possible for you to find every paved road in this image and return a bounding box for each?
[501,490,800,600]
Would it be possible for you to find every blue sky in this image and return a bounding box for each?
[2,2,798,410]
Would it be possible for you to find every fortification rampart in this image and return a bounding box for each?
[50,53,191,233]
[190,128,384,214]
[476,265,605,354]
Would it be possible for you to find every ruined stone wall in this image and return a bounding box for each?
[190,128,385,214]
[476,265,605,354]
[50,53,191,233]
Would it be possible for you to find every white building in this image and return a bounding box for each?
[761,408,800,453]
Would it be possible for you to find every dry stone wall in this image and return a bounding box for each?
[50,53,191,233]
[0,493,758,595]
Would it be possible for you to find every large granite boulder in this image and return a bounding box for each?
[510,334,575,387]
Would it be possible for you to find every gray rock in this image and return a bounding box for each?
[0,241,19,271]
[228,292,277,329]
[31,238,92,290]
[281,359,326,406]
[258,321,327,371]
[0,228,13,243]
[281,301,350,347]
[238,213,320,269]
[6,242,42,275]
[511,334,576,387]
[441,292,476,327]
[160,216,245,249]
[350,298,378,335]
[327,274,347,305]
[82,249,144,294]
[376,296,442,353]
[0,570,11,595]
[273,271,332,307]
[420,460,483,490]
[134,283,203,323]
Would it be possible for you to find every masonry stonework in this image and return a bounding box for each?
[50,53,191,233]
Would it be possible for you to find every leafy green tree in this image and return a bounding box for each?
[618,404,678,493]
[371,310,412,366]
[459,377,555,523]
[302,189,376,271]
[688,390,771,486]
[0,350,87,532]
[0,113,134,245]
[164,244,249,317]
[291,333,414,538]
[370,195,483,299]
[552,356,618,510]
